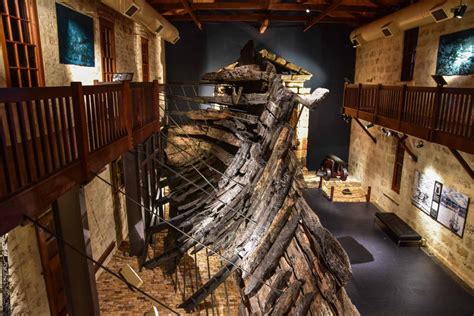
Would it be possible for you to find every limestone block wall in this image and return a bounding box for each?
[350,11,474,288]
[4,225,50,315]
[355,10,474,86]
[35,0,165,86]
[84,166,127,278]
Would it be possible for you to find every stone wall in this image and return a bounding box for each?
[35,0,165,86]
[355,10,474,86]
[350,11,474,288]
[84,167,127,277]
[4,225,50,315]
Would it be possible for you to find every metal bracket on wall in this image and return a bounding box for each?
[354,118,377,144]
[394,134,418,162]
[449,148,474,180]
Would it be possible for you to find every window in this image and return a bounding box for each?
[99,18,116,82]
[391,142,405,193]
[141,37,149,82]
[400,27,419,82]
[0,0,44,87]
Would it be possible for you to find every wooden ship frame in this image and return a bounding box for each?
[135,41,359,315]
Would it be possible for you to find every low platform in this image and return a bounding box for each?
[375,212,422,247]
[303,171,370,202]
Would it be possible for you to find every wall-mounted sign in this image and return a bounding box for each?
[436,28,474,76]
[412,171,470,238]
[56,3,95,67]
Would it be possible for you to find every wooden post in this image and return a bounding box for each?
[397,84,407,130]
[429,85,443,142]
[318,176,323,189]
[357,83,362,115]
[366,186,371,203]
[123,151,145,256]
[152,80,161,132]
[71,82,90,182]
[330,186,335,201]
[53,186,100,316]
[374,84,381,123]
[354,118,377,144]
[449,148,474,179]
[341,82,347,114]
[122,80,133,149]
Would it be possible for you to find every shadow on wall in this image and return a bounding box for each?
[165,22,355,170]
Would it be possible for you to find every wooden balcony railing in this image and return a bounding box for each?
[0,80,161,234]
[342,83,473,154]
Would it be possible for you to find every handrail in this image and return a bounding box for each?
[342,83,474,155]
[0,80,161,235]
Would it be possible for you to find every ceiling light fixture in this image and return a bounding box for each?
[454,4,467,18]
[306,9,310,13]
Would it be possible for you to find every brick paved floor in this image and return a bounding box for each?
[97,234,241,315]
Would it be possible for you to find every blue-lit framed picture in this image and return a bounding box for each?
[56,3,95,67]
[436,28,474,76]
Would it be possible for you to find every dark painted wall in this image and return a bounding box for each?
[166,22,355,170]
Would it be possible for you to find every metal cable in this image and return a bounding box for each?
[24,214,180,315]
[94,173,283,295]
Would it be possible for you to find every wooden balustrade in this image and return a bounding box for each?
[0,80,161,235]
[342,83,474,154]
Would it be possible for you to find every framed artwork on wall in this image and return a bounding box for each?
[436,28,474,76]
[56,3,95,67]
[412,171,470,238]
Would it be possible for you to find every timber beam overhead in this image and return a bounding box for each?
[148,0,411,26]
[167,14,368,24]
[151,2,381,13]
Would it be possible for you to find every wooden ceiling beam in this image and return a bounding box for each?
[149,2,379,13]
[369,0,389,8]
[168,14,364,24]
[179,0,202,30]
[304,0,344,32]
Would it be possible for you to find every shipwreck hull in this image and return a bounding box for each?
[151,43,359,315]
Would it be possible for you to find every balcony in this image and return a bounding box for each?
[0,81,161,234]
[342,83,473,155]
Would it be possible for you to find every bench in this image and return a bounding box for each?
[374,212,422,247]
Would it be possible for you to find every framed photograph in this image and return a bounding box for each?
[437,185,470,238]
[436,28,474,76]
[112,73,134,82]
[56,3,95,67]
[412,171,470,238]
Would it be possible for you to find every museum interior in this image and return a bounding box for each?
[0,0,473,315]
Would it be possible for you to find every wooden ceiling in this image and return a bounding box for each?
[146,0,411,31]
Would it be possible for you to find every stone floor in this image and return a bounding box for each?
[304,189,474,316]
[96,234,241,315]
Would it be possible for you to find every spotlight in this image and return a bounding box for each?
[381,127,392,137]
[342,114,352,124]
[416,140,424,148]
[306,9,310,13]
[454,4,467,18]
[365,123,374,129]
[431,74,447,87]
